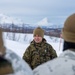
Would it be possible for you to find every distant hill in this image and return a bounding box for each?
[0,14,62,37]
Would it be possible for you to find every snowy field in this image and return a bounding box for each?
[3,32,64,58]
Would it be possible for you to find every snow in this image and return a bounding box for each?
[36,17,53,26]
[0,13,23,24]
[3,32,63,58]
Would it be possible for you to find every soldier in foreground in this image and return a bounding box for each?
[0,29,33,75]
[33,13,75,75]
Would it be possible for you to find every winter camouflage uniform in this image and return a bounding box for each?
[33,50,75,75]
[4,49,33,75]
[23,38,57,69]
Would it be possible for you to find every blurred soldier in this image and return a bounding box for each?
[33,13,75,75]
[0,29,33,75]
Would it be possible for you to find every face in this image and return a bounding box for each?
[34,35,43,43]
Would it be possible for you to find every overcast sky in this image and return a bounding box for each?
[0,0,75,24]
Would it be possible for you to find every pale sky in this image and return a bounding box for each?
[0,0,75,24]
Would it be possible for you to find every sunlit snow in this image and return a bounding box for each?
[3,32,63,58]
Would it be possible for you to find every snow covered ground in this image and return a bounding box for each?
[3,32,64,58]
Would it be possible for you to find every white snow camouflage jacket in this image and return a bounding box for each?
[33,49,75,75]
[4,49,33,75]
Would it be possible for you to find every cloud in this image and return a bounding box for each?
[0,0,75,24]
